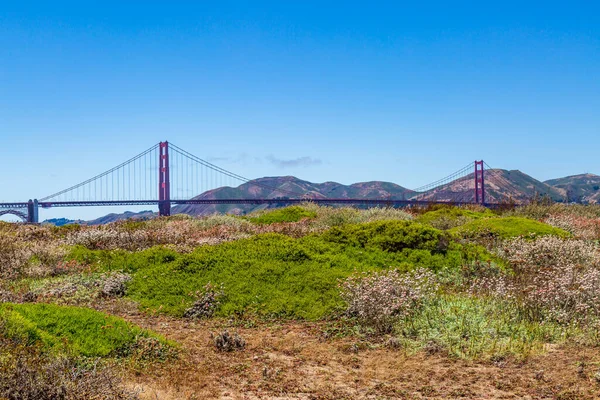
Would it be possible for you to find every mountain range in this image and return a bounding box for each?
[171,169,600,216]
[42,170,600,224]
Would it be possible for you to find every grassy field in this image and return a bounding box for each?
[0,302,172,357]
[1,203,599,399]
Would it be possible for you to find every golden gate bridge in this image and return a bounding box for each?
[1,141,494,223]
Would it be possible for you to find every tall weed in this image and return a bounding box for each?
[474,237,600,324]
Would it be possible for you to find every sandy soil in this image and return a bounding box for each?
[110,308,600,400]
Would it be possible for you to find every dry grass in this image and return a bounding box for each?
[118,312,600,399]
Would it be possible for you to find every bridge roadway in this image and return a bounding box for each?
[1,198,491,209]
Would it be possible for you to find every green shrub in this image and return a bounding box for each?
[246,206,317,224]
[0,303,171,358]
[450,217,570,239]
[300,203,361,227]
[321,220,449,253]
[68,221,496,320]
[124,234,351,319]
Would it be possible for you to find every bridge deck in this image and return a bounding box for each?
[1,199,495,209]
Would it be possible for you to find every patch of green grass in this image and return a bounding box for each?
[0,303,171,357]
[450,217,570,239]
[68,221,497,319]
[246,206,317,224]
[398,295,574,360]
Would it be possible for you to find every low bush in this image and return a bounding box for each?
[474,237,600,324]
[190,214,253,230]
[0,233,69,280]
[351,207,414,223]
[450,217,570,240]
[183,283,224,319]
[417,207,495,230]
[0,339,138,400]
[544,213,600,240]
[246,206,317,224]
[505,203,600,220]
[65,228,151,251]
[304,205,361,228]
[340,268,438,333]
[118,335,175,363]
[300,203,413,229]
[63,219,252,253]
[101,273,132,297]
[0,234,30,279]
[19,272,132,306]
[213,330,246,352]
[321,220,450,253]
[397,295,572,360]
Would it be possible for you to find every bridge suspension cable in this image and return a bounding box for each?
[482,161,519,203]
[409,162,478,203]
[168,143,310,198]
[411,162,474,193]
[39,143,161,202]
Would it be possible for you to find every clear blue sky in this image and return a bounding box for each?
[1,1,598,220]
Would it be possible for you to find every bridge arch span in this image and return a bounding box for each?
[0,210,28,222]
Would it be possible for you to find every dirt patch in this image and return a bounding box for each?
[116,312,600,399]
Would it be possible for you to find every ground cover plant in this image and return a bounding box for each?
[0,303,173,358]
[67,220,495,318]
[396,294,575,360]
[2,204,600,398]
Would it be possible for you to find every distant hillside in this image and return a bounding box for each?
[172,176,414,216]
[412,169,565,203]
[483,169,566,202]
[545,174,600,203]
[42,211,157,226]
[42,218,85,226]
[87,210,156,225]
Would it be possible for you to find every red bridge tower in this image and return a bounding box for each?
[474,160,485,205]
[158,141,171,216]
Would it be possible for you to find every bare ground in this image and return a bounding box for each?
[102,303,600,400]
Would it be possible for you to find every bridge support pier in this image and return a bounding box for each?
[158,201,171,217]
[27,199,39,223]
